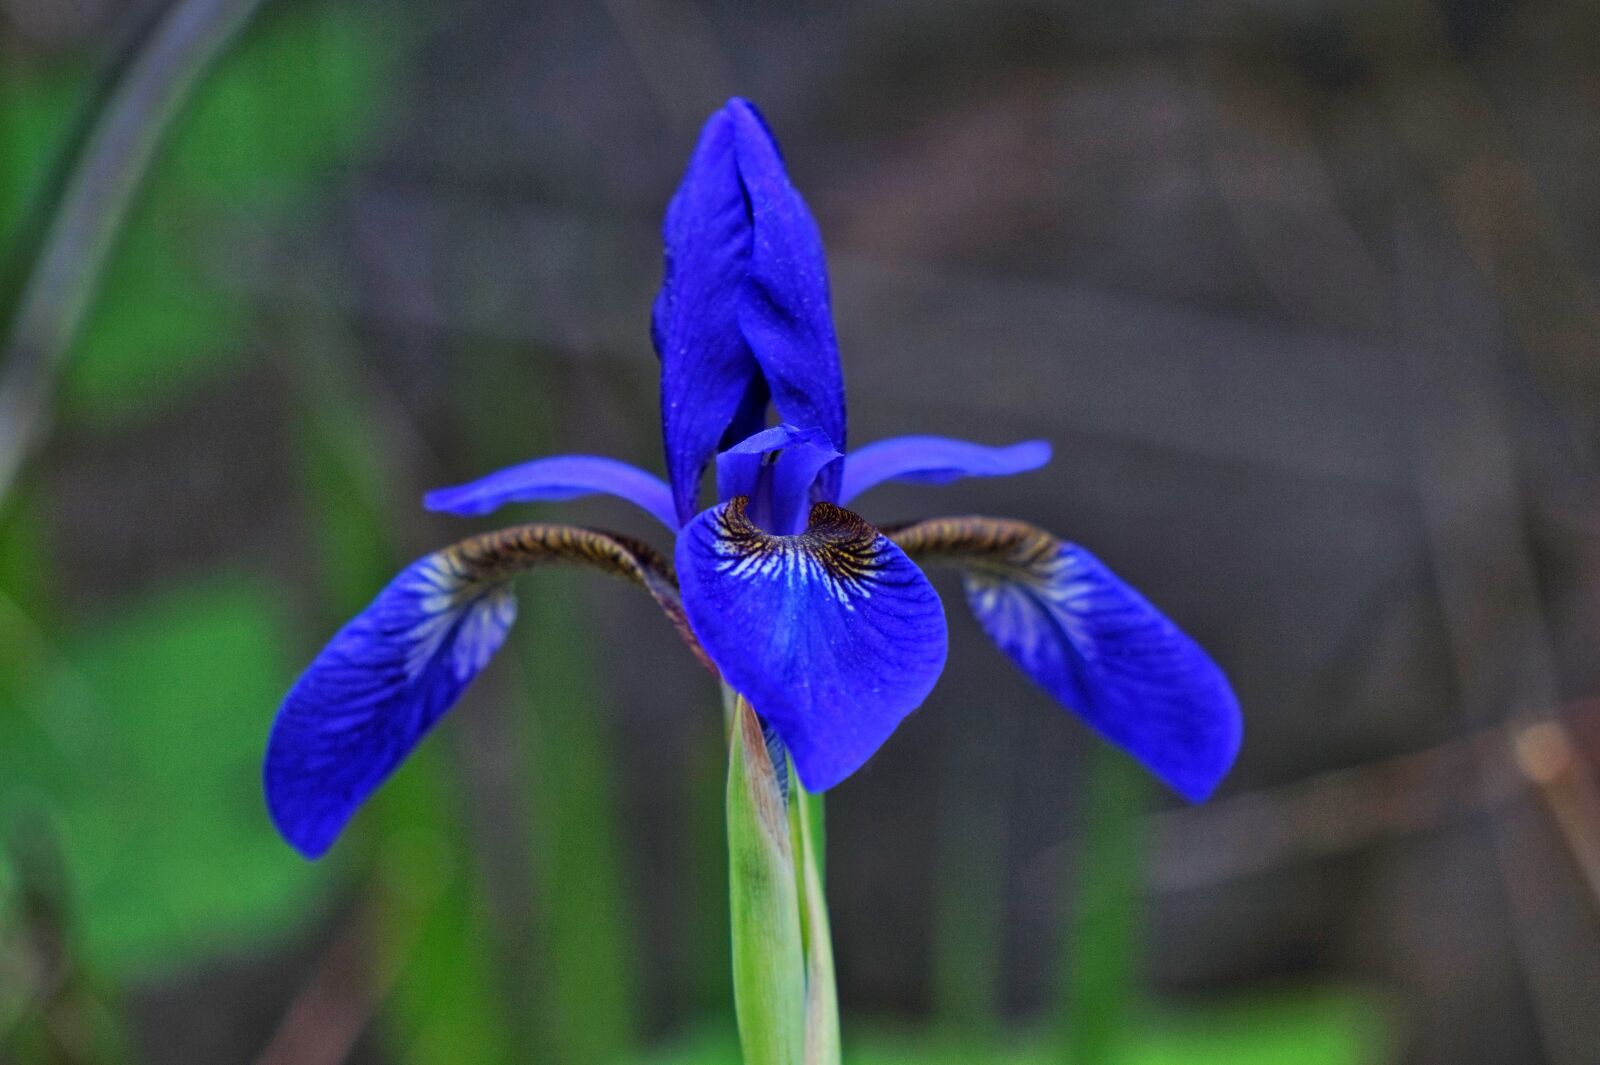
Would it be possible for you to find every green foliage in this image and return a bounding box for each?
[0,62,84,255]
[635,986,1388,1065]
[0,575,325,979]
[166,8,386,205]
[0,6,394,428]
[0,493,50,630]
[634,1024,741,1065]
[1114,990,1388,1065]
[67,221,247,417]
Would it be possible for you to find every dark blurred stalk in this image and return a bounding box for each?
[1056,745,1149,1064]
[1395,225,1591,1065]
[0,0,267,502]
[281,306,517,1064]
[0,820,129,1064]
[929,807,1006,1040]
[453,343,640,1063]
[515,576,641,1063]
[928,710,1010,1041]
[682,699,735,1018]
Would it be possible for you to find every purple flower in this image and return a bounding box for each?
[264,99,1241,859]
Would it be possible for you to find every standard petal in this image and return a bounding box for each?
[720,373,773,452]
[654,104,768,524]
[727,100,848,494]
[889,517,1241,801]
[677,498,947,791]
[653,99,851,517]
[715,424,841,535]
[839,436,1052,505]
[266,524,701,858]
[424,454,677,529]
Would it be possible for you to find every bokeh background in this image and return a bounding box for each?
[3,0,1600,1062]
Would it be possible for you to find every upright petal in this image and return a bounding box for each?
[677,498,947,791]
[654,99,851,518]
[266,524,699,859]
[716,424,841,535]
[425,454,677,530]
[839,436,1052,505]
[889,517,1241,801]
[654,105,767,524]
[726,100,847,493]
[720,373,773,452]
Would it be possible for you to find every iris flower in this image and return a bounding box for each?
[265,99,1241,860]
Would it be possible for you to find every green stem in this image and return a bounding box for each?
[791,783,841,1065]
[726,691,806,1065]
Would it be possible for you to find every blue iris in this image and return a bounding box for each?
[264,99,1242,859]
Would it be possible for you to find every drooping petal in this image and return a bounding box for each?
[716,424,841,535]
[726,100,847,495]
[266,524,699,859]
[264,555,515,859]
[677,498,947,791]
[654,104,767,524]
[889,517,1241,801]
[839,436,1052,505]
[424,454,677,529]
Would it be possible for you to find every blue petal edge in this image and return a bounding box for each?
[839,436,1052,505]
[677,498,947,790]
[424,454,678,530]
[966,543,1241,801]
[264,552,516,858]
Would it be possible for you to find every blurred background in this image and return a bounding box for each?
[3,0,1599,1062]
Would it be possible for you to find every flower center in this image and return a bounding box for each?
[714,424,841,535]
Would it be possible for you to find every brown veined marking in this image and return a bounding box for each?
[436,522,713,672]
[446,523,670,583]
[883,515,1061,581]
[714,498,888,599]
